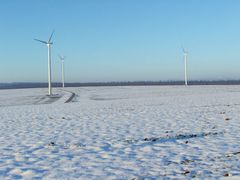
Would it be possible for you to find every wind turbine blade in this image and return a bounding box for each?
[48,30,54,43]
[182,47,187,54]
[59,54,66,60]
[58,54,63,60]
[182,47,185,53]
[34,39,48,44]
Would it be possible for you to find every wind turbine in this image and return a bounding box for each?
[182,48,188,86]
[34,31,54,96]
[58,55,65,88]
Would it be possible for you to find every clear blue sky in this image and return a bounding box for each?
[1,0,240,82]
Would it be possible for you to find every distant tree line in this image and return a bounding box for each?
[1,80,240,89]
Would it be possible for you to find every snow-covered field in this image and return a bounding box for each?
[0,85,240,179]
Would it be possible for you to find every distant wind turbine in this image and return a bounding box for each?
[58,55,65,88]
[34,31,54,96]
[182,48,188,86]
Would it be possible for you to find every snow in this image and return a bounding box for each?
[0,85,240,179]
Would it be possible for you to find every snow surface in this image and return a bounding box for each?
[0,85,240,179]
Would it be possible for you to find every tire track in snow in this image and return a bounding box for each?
[65,92,75,103]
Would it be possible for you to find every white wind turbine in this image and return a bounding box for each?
[58,55,65,88]
[34,31,54,96]
[182,48,188,86]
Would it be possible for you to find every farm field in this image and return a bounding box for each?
[0,86,239,179]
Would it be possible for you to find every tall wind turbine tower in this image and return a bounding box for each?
[59,55,65,88]
[183,48,188,86]
[34,31,54,96]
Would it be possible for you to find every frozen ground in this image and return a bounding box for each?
[0,85,240,179]
[0,88,73,107]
